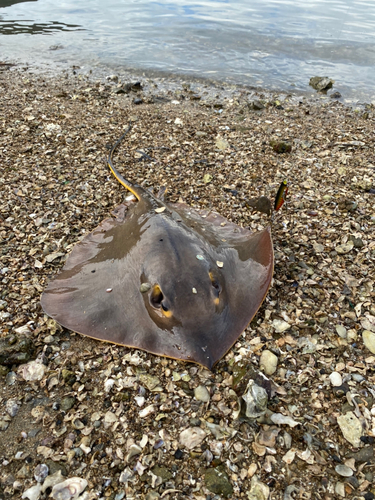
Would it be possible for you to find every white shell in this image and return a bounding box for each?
[51,477,88,500]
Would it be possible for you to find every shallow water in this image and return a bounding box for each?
[1,0,374,101]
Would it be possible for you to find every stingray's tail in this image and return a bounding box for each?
[108,125,142,201]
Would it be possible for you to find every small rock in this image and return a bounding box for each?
[335,241,354,254]
[335,464,353,477]
[247,475,270,500]
[138,374,160,391]
[0,336,35,366]
[215,138,230,150]
[272,319,290,333]
[133,98,143,105]
[337,411,363,447]
[194,385,210,402]
[0,417,10,431]
[60,397,76,412]
[259,350,278,375]
[150,466,172,483]
[204,466,233,498]
[313,242,325,253]
[6,398,20,417]
[309,76,333,91]
[349,235,364,248]
[348,446,374,463]
[179,427,206,450]
[336,325,347,338]
[34,463,49,482]
[248,100,264,110]
[362,330,375,354]
[330,91,342,98]
[329,372,343,387]
[61,369,76,386]
[270,140,292,154]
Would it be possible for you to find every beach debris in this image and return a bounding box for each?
[336,411,363,447]
[242,380,268,419]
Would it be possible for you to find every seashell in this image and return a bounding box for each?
[72,418,84,430]
[242,380,268,419]
[21,484,42,500]
[104,378,115,393]
[51,477,88,500]
[19,360,46,382]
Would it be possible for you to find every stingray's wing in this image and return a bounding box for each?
[168,204,274,365]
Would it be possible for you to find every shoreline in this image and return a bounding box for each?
[2,55,375,110]
[0,65,375,500]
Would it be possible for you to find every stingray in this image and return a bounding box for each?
[41,128,273,369]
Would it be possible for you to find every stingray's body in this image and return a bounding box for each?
[41,130,273,369]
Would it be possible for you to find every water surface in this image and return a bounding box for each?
[1,0,374,101]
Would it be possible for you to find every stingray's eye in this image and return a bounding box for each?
[150,285,172,317]
[150,285,163,308]
[209,272,222,299]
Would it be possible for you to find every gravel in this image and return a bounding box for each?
[0,64,375,500]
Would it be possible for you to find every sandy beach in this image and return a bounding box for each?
[0,64,375,500]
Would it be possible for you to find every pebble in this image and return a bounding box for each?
[336,325,347,338]
[179,427,206,450]
[362,330,375,354]
[312,242,325,253]
[337,411,363,447]
[247,475,270,500]
[0,417,10,431]
[271,319,290,333]
[34,463,49,482]
[329,371,343,387]
[6,398,20,417]
[60,397,76,412]
[348,446,374,463]
[309,76,333,91]
[259,350,278,375]
[204,466,233,498]
[335,464,353,477]
[194,385,210,402]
